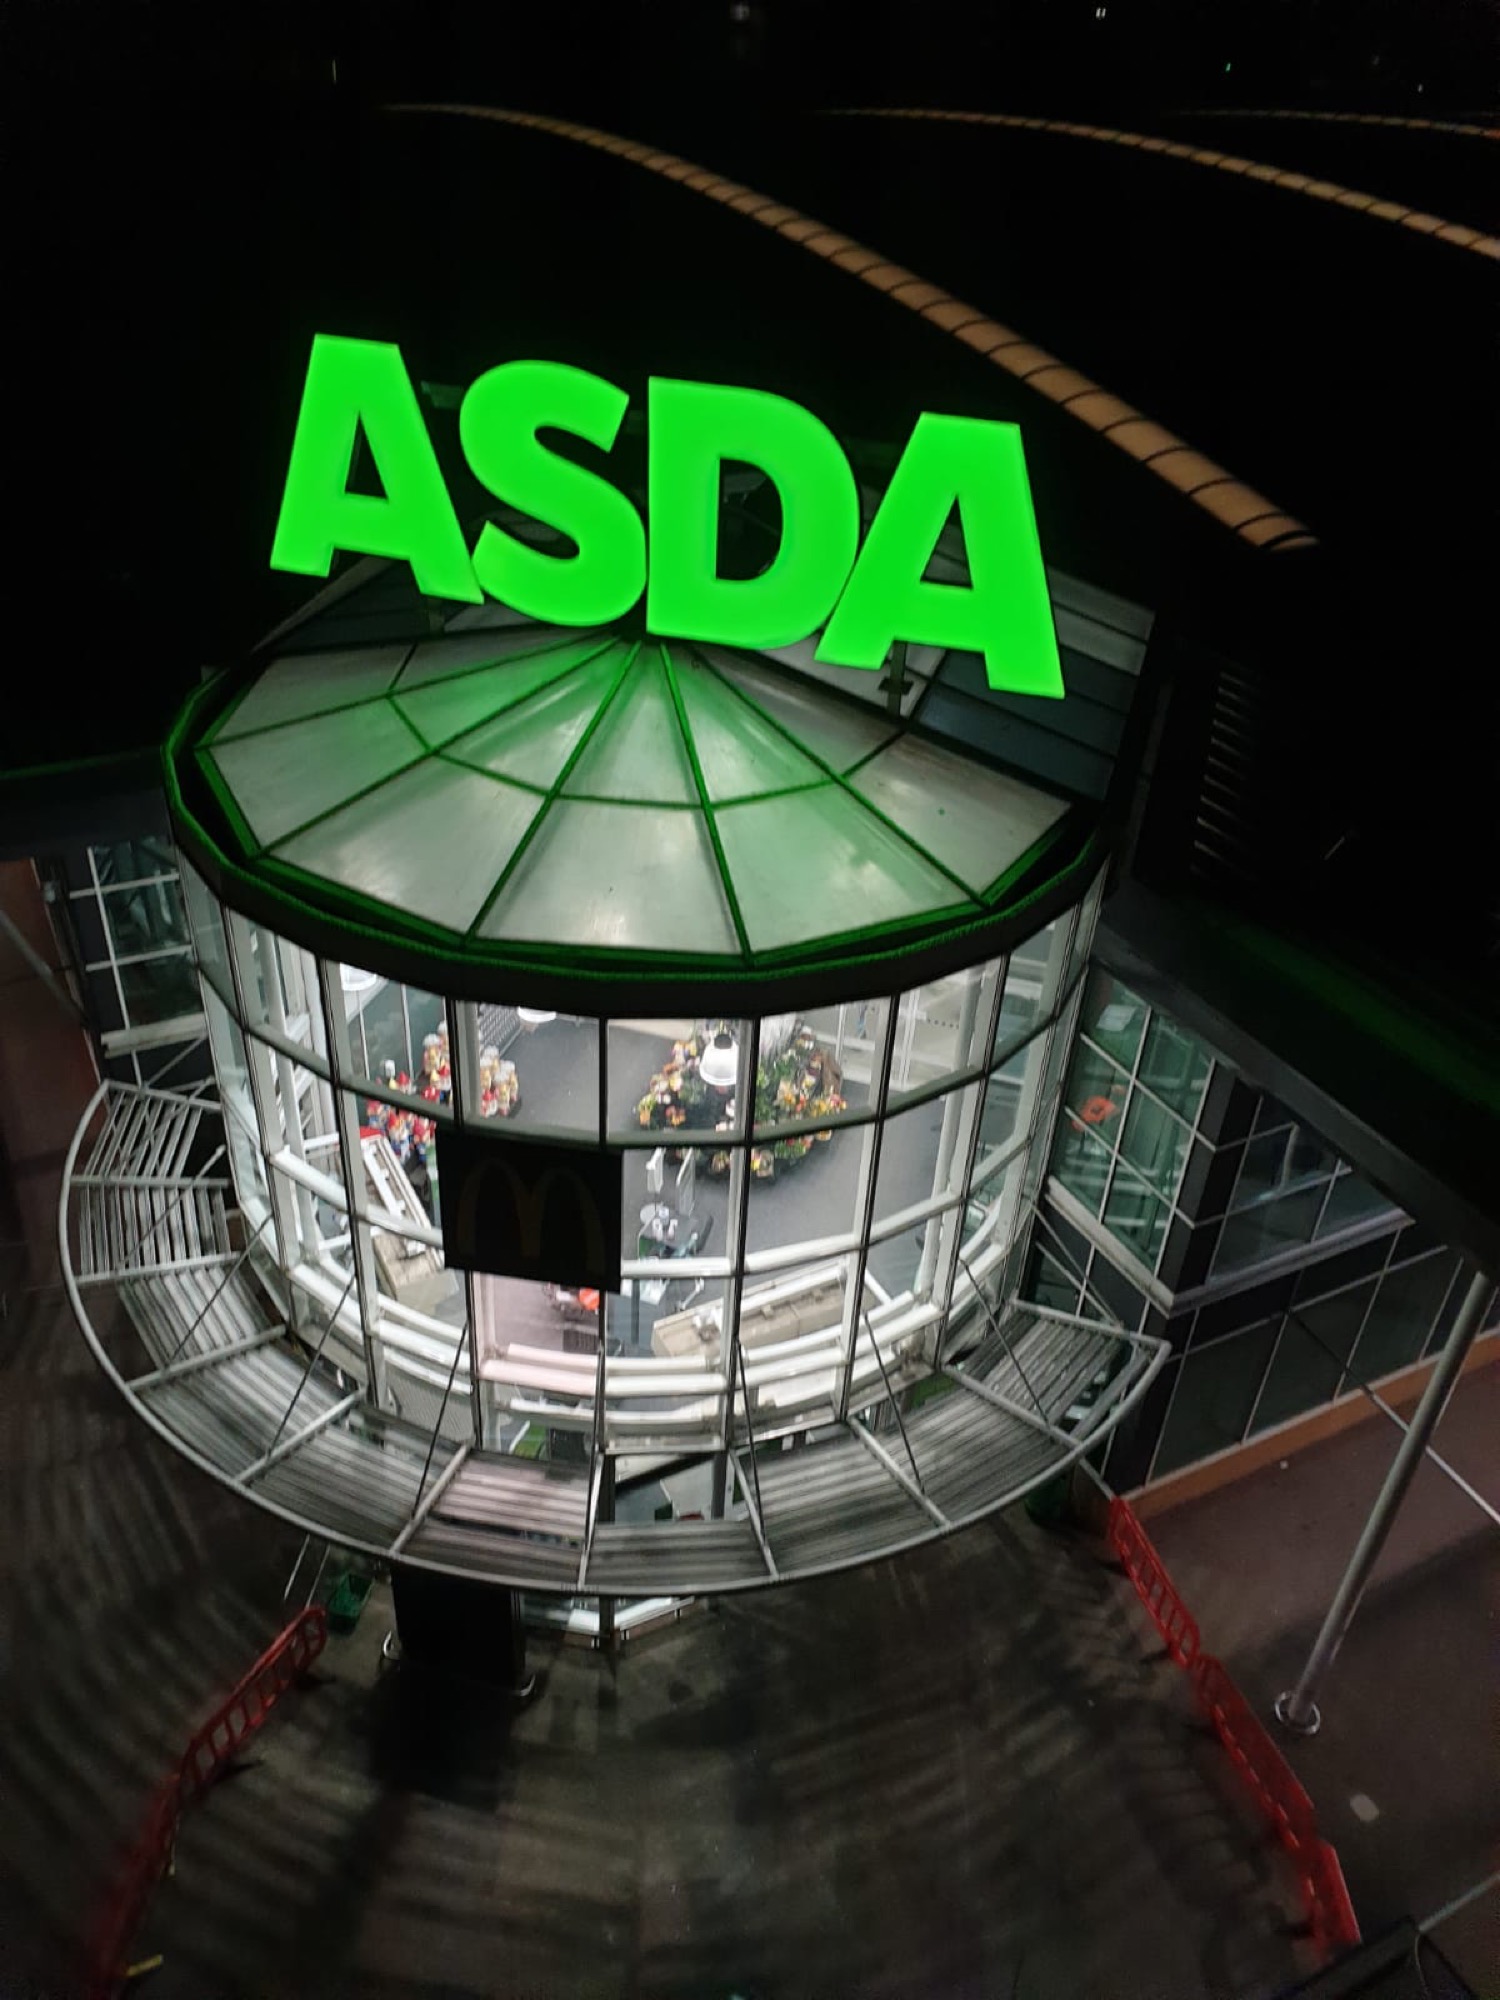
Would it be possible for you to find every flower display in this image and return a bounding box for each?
[642,1023,845,1183]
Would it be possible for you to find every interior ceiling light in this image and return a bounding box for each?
[516,1007,557,1027]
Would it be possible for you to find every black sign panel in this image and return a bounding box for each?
[436,1127,622,1292]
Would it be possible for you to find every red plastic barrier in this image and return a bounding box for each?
[85,1607,327,1997]
[1303,1838,1362,1958]
[179,1605,327,1804]
[1107,1495,1201,1667]
[1190,1652,1318,1856]
[84,1773,182,2000]
[1107,1498,1360,1965]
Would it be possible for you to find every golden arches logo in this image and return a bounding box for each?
[452,1156,610,1278]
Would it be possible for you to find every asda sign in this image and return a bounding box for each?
[271,334,1063,697]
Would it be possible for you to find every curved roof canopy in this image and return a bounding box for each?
[168,590,1134,1012]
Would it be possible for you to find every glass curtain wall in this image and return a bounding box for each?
[58,833,207,1086]
[1026,971,1499,1487]
[1147,1236,1497,1478]
[180,856,1101,1473]
[1048,966,1213,1281]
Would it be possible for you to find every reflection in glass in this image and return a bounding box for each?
[1101,1165,1167,1270]
[890,963,994,1102]
[1249,1316,1348,1434]
[1080,968,1148,1071]
[1315,1170,1397,1239]
[1152,1322,1279,1476]
[1348,1253,1457,1385]
[1212,1186,1327,1277]
[1136,1013,1212,1125]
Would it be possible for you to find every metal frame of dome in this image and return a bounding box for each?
[165,615,1112,1019]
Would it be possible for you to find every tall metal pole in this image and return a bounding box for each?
[1275,1266,1493,1735]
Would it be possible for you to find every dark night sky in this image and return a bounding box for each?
[1,0,1495,1001]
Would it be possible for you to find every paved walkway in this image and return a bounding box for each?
[1147,1367,1499,1994]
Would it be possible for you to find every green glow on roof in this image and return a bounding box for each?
[192,627,1072,977]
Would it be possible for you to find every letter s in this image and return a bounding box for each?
[461,361,646,627]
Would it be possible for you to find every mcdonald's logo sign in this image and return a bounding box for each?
[436,1128,622,1291]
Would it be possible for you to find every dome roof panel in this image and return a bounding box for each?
[561,650,698,805]
[276,759,541,933]
[208,701,423,849]
[478,799,738,956]
[393,634,618,748]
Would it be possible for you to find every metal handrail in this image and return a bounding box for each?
[859,1310,927,1496]
[734,1333,768,1538]
[254,1268,356,1465]
[957,1249,1053,1425]
[410,1321,469,1517]
[157,1212,276,1369]
[117,1151,229,1269]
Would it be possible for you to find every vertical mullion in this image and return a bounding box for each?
[1241,1317,1289,1444]
[90,848,134,1041]
[716,1018,762,1484]
[836,993,899,1425]
[317,956,386,1411]
[933,953,1008,1370]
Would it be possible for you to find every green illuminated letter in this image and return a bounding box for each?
[270,334,480,602]
[462,362,645,626]
[645,379,860,650]
[818,414,1063,697]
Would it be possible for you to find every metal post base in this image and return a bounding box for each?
[1274,1690,1322,1737]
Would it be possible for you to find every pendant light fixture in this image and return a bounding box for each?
[699,1028,739,1089]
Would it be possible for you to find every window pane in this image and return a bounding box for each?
[91,837,179,886]
[1027,1243,1085,1316]
[890,963,993,1102]
[1117,1092,1193,1208]
[1101,1166,1168,1270]
[975,1042,1031,1164]
[181,861,234,1003]
[1231,1127,1337,1212]
[1349,1254,1458,1385]
[745,1111,865,1260]
[117,951,199,1024]
[1136,1014,1211,1126]
[1248,1324,1338,1433]
[1054,1113,1115,1220]
[1315,1170,1400,1239]
[1063,1033,1122,1112]
[613,1018,754,1146]
[101,875,190,960]
[874,1085,975,1226]
[1212,1186,1327,1278]
[1079,969,1148,1071]
[752,1017,855,1137]
[992,920,1063,1061]
[1152,1322,1279,1476]
[795,998,885,1122]
[467,1008,599,1138]
[339,967,450,1100]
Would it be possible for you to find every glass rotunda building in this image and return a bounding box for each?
[63,547,1166,1637]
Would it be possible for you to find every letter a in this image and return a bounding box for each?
[817,414,1064,697]
[270,334,480,602]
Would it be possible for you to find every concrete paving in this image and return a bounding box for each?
[1147,1370,1500,1995]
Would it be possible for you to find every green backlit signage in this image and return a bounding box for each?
[271,334,1063,697]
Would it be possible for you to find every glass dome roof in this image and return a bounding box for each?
[171,615,1098,1009]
